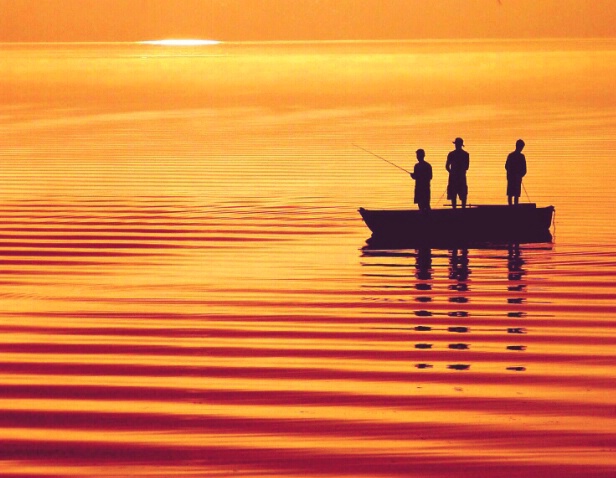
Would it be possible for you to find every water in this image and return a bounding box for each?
[0,40,615,477]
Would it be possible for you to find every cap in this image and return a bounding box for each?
[453,137,464,146]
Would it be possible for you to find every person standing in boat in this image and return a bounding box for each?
[446,137,470,208]
[410,149,432,211]
[505,139,527,205]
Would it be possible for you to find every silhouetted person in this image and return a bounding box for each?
[505,139,527,205]
[446,137,470,208]
[410,148,432,211]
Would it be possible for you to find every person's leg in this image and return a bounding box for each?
[514,196,519,205]
[508,195,513,206]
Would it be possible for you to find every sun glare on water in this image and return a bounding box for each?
[140,39,221,46]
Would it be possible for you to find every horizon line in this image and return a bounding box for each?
[1,37,615,46]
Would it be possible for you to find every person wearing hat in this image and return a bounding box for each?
[446,137,470,208]
[505,139,527,205]
[410,148,432,211]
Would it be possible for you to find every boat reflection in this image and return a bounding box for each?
[361,242,552,373]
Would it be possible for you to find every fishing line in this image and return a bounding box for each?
[522,181,532,203]
[353,144,410,174]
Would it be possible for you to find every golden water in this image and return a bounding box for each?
[0,40,615,477]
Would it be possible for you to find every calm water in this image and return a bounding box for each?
[0,40,615,477]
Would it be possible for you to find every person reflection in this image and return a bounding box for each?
[506,243,528,372]
[449,249,470,322]
[449,248,470,283]
[414,247,432,303]
[507,244,527,308]
[415,247,432,281]
[448,247,470,361]
[507,243,526,283]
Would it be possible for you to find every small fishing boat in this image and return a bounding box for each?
[359,203,555,247]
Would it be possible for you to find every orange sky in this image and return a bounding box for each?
[0,0,614,42]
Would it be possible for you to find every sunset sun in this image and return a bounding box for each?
[140,39,220,46]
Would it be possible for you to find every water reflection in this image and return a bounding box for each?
[445,248,471,370]
[506,243,528,371]
[508,243,526,281]
[449,248,470,283]
[361,244,544,373]
[414,248,432,305]
[415,248,432,281]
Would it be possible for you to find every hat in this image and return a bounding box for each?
[453,137,464,146]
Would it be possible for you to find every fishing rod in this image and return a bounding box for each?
[353,144,410,174]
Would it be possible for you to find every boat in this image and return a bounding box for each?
[359,203,554,247]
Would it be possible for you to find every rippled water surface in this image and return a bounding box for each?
[0,40,615,477]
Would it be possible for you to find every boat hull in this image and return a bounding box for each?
[359,204,554,247]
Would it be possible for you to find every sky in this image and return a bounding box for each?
[0,0,614,42]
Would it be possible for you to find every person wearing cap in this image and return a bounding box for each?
[410,148,432,211]
[446,137,470,208]
[505,139,527,205]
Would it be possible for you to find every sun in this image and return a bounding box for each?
[140,39,221,46]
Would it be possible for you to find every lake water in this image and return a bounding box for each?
[0,40,615,477]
